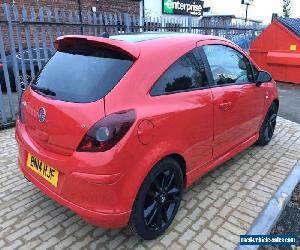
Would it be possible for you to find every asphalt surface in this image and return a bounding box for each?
[277,82,300,124]
[260,183,300,250]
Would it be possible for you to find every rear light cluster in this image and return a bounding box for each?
[77,110,136,152]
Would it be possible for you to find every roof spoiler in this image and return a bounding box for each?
[55,35,140,60]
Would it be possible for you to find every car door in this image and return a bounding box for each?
[202,43,265,159]
[149,47,214,171]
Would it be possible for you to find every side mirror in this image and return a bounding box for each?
[256,71,272,87]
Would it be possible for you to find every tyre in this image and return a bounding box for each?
[0,70,15,93]
[128,158,183,240]
[19,71,32,90]
[256,102,278,146]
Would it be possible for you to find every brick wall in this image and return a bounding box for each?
[0,0,140,53]
[2,0,140,15]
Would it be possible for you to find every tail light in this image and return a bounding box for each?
[77,110,136,152]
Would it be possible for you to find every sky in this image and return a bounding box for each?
[203,0,300,24]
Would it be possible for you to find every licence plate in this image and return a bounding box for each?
[26,153,59,187]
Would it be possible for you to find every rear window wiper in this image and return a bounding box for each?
[31,85,56,96]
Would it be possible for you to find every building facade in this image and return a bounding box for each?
[0,0,142,49]
[2,0,140,15]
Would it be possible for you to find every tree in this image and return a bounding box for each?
[283,0,291,18]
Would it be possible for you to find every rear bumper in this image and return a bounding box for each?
[19,162,130,228]
[15,120,132,228]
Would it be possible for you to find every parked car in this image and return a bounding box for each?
[16,33,279,240]
[0,48,53,93]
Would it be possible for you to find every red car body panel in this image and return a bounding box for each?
[16,34,279,228]
[212,84,265,158]
[21,88,106,155]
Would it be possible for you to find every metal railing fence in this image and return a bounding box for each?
[0,3,263,128]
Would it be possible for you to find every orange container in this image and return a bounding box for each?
[250,18,300,84]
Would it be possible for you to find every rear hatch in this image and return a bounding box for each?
[21,37,135,155]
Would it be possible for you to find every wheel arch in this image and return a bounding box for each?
[128,150,188,209]
[165,153,187,187]
[273,98,279,111]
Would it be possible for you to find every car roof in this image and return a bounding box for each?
[110,32,206,43]
[56,33,230,60]
[109,32,230,54]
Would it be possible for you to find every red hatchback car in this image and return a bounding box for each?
[16,33,279,240]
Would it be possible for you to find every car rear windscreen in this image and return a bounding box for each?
[31,45,134,103]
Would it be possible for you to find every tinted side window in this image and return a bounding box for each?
[203,45,254,86]
[150,49,208,96]
[252,64,259,81]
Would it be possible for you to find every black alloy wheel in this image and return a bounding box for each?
[263,112,277,142]
[144,168,180,230]
[129,158,183,240]
[257,102,278,146]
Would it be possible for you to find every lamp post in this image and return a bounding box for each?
[241,0,254,24]
[77,0,83,34]
[245,3,249,23]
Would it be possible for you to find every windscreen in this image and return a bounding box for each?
[31,44,134,103]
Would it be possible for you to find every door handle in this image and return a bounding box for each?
[219,102,232,111]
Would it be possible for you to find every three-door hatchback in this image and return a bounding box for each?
[16,33,279,240]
